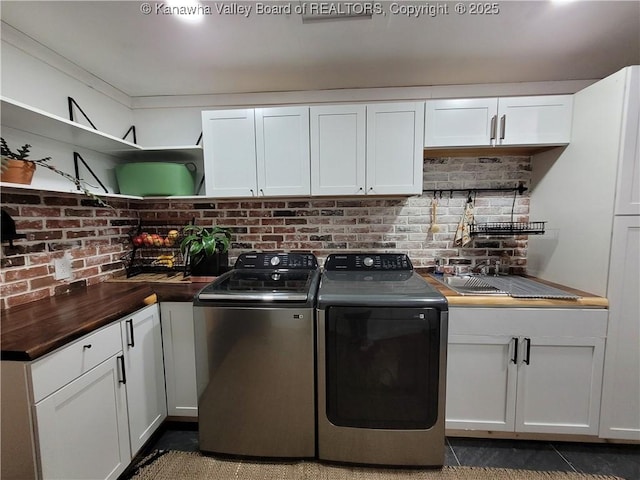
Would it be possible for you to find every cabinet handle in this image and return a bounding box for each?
[118,355,127,384]
[511,337,518,364]
[523,337,531,365]
[499,115,506,140]
[490,115,497,141]
[82,344,92,350]
[250,189,255,196]
[126,319,135,348]
[259,189,264,196]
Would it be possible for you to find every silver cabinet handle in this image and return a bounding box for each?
[250,189,255,196]
[500,115,506,140]
[490,115,497,141]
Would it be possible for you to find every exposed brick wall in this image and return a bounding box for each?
[1,189,138,309]
[138,155,531,270]
[1,155,531,309]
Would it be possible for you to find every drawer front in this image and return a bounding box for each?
[31,322,123,403]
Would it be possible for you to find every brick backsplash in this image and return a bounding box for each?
[1,190,138,310]
[1,155,531,309]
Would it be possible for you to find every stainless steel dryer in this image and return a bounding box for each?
[193,252,320,459]
[316,253,448,467]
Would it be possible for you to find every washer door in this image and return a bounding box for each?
[325,306,441,430]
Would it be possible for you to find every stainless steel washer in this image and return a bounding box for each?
[193,252,320,458]
[316,253,448,467]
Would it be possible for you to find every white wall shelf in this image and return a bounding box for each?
[1,97,202,162]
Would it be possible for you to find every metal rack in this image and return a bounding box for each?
[470,221,546,236]
[124,221,187,278]
[423,182,547,237]
[422,182,528,198]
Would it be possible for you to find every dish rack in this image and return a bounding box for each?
[470,221,546,236]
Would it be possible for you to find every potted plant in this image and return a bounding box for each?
[180,225,232,277]
[1,138,110,207]
[1,139,43,185]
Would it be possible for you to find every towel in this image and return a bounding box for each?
[454,200,474,247]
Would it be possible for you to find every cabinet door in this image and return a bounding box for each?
[425,98,498,147]
[366,102,425,195]
[202,109,257,197]
[446,335,517,432]
[255,107,310,196]
[121,304,167,455]
[515,336,605,435]
[497,95,573,146]
[614,66,640,215]
[35,355,130,480]
[600,216,640,440]
[310,104,366,196]
[160,302,198,417]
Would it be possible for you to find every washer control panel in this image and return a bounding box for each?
[234,252,319,270]
[324,253,412,271]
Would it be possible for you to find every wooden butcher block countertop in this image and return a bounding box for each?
[1,272,606,362]
[421,274,608,308]
[1,283,157,361]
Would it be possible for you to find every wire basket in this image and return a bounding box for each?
[470,221,546,236]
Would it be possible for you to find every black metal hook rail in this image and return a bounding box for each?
[422,182,528,198]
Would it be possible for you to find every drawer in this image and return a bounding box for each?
[31,322,123,403]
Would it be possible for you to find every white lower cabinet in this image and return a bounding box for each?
[35,354,130,480]
[160,302,198,417]
[121,304,167,454]
[1,305,168,480]
[446,307,607,436]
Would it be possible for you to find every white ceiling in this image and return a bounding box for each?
[1,1,639,97]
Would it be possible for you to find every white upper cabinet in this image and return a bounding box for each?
[202,109,258,197]
[310,105,366,196]
[425,95,573,148]
[310,102,424,196]
[425,98,499,147]
[202,107,310,198]
[366,102,425,195]
[255,107,310,197]
[497,95,573,146]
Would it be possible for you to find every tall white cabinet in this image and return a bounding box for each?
[528,65,640,441]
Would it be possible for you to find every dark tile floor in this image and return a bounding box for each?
[146,427,640,480]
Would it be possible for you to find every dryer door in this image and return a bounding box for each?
[324,306,441,430]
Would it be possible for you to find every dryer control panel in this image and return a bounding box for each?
[324,253,412,271]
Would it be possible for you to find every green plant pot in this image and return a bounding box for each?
[190,252,229,277]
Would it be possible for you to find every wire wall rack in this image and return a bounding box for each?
[423,182,547,237]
